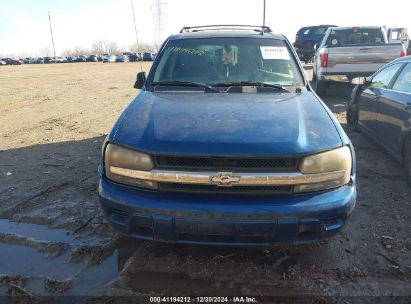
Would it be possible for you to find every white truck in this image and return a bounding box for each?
[313,26,407,95]
[387,27,409,51]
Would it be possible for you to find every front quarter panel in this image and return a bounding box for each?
[107,95,139,143]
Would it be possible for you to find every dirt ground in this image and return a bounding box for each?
[0,62,410,303]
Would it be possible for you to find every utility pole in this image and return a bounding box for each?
[263,0,266,27]
[130,0,143,71]
[152,0,167,50]
[48,11,56,58]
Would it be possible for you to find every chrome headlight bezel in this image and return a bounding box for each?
[103,143,157,189]
[295,146,352,193]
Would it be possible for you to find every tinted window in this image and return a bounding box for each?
[326,28,384,46]
[392,63,411,93]
[370,63,403,89]
[152,37,304,86]
[313,27,327,35]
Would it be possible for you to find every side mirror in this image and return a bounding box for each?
[134,72,146,89]
[351,77,367,85]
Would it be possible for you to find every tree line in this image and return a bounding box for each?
[1,40,156,58]
[62,40,156,57]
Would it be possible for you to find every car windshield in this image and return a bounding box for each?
[150,37,304,87]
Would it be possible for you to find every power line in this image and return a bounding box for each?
[48,11,56,58]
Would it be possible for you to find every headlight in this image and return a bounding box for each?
[295,146,352,193]
[104,143,157,189]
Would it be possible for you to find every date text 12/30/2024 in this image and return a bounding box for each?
[150,297,257,303]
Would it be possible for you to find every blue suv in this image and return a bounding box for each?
[293,25,337,63]
[98,25,356,246]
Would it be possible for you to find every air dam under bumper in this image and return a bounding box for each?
[98,177,356,246]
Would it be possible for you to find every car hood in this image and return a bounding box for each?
[112,91,342,157]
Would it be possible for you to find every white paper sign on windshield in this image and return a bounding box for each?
[260,46,290,60]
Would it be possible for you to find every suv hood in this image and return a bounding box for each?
[112,91,342,157]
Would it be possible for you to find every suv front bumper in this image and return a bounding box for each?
[98,176,356,246]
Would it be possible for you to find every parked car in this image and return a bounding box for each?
[28,58,37,64]
[294,25,337,64]
[86,55,98,62]
[43,57,52,64]
[143,52,153,61]
[1,58,22,65]
[102,54,115,63]
[56,56,67,63]
[313,26,407,95]
[115,55,129,62]
[98,25,357,246]
[76,55,86,62]
[347,56,411,186]
[128,53,138,62]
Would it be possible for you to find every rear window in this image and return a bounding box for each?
[326,28,385,46]
[313,27,327,35]
[298,28,310,35]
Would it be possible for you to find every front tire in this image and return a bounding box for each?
[346,103,359,132]
[315,80,328,96]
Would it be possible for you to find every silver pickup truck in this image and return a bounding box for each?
[313,26,407,95]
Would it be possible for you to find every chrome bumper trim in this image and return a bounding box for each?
[109,166,346,186]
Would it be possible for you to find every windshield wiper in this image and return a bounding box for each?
[152,81,220,92]
[212,81,290,92]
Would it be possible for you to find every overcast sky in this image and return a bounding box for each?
[0,0,409,56]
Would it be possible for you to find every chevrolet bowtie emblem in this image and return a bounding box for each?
[210,172,241,187]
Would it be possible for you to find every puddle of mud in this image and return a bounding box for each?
[121,271,244,296]
[0,221,314,298]
[0,243,83,281]
[68,251,119,296]
[115,270,316,297]
[105,242,315,297]
[0,219,103,246]
[0,286,13,304]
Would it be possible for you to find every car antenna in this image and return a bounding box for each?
[261,0,266,35]
[131,0,143,72]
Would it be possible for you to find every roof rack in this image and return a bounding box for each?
[179,25,272,35]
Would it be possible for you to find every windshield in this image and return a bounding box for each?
[150,37,304,87]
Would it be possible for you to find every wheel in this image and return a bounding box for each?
[303,41,315,52]
[315,80,328,96]
[346,103,359,132]
[404,140,411,187]
[312,71,317,82]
